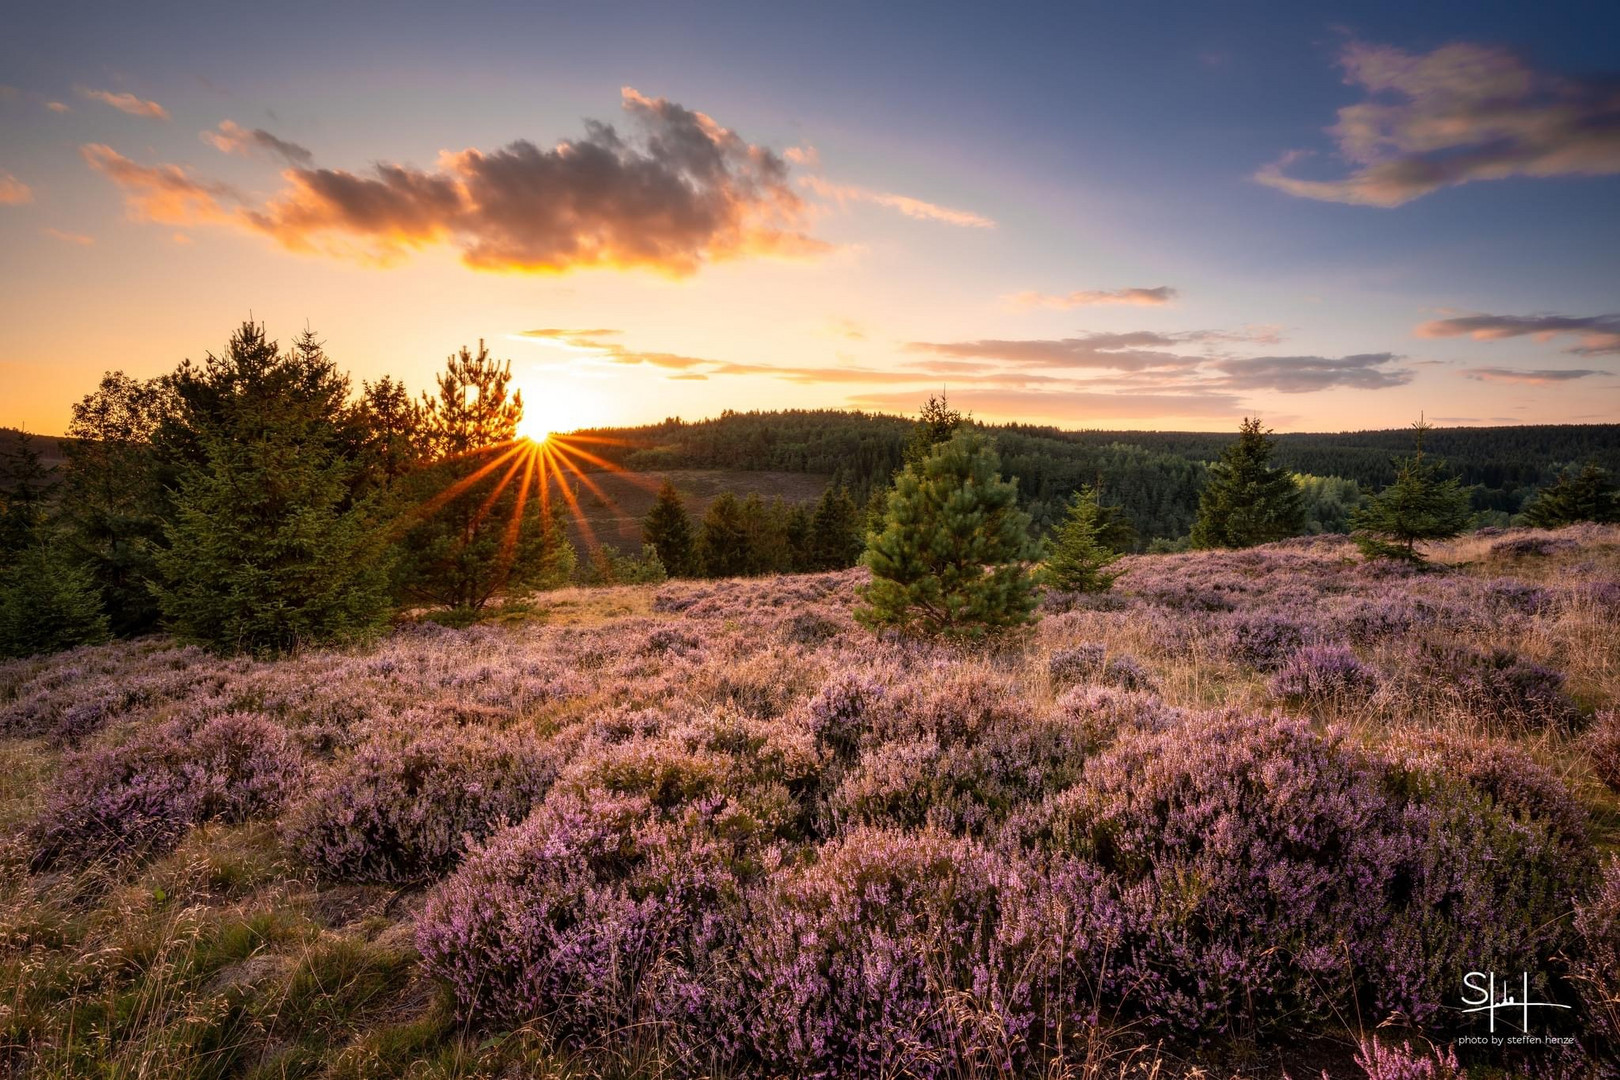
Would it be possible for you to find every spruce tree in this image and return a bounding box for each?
[0,431,52,569]
[1190,417,1304,549]
[901,392,965,473]
[1521,463,1620,527]
[1352,418,1474,561]
[395,342,572,611]
[698,492,752,577]
[856,432,1040,639]
[1044,485,1123,593]
[152,324,391,653]
[0,541,110,658]
[642,480,696,576]
[806,485,864,570]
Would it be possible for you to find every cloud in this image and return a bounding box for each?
[77,87,169,120]
[234,87,823,273]
[1006,286,1177,309]
[1256,40,1620,206]
[1209,352,1411,392]
[80,144,237,224]
[905,328,1280,371]
[45,101,70,113]
[0,171,32,205]
[42,227,94,245]
[851,388,1244,421]
[201,120,313,166]
[1415,312,1620,355]
[800,175,994,228]
[1458,366,1602,384]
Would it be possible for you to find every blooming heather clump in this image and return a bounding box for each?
[1333,593,1423,643]
[1269,644,1378,705]
[1022,712,1395,1034]
[416,791,748,1060]
[806,671,892,764]
[739,827,1030,1077]
[1427,646,1578,730]
[1054,685,1185,745]
[31,711,302,869]
[1572,859,1620,1057]
[285,717,557,881]
[1353,1037,1464,1080]
[1048,645,1106,689]
[1220,611,1311,670]
[1489,535,1579,561]
[1587,709,1620,792]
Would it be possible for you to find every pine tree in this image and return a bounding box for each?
[857,432,1040,639]
[806,485,864,571]
[0,430,52,569]
[901,392,965,472]
[698,492,752,577]
[1190,417,1305,549]
[1521,463,1620,527]
[394,342,570,611]
[642,480,696,576]
[152,323,391,653]
[1352,418,1474,561]
[0,541,110,658]
[1044,486,1123,592]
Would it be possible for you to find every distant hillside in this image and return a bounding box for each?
[575,411,1620,541]
[0,427,72,480]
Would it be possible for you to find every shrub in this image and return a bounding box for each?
[1490,535,1579,560]
[1048,645,1154,693]
[1220,611,1309,670]
[1427,646,1578,730]
[1269,644,1378,705]
[32,711,302,868]
[1353,1037,1464,1080]
[284,717,556,881]
[1586,709,1620,792]
[1571,858,1620,1059]
[416,791,747,1061]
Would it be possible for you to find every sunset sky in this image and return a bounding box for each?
[3,0,1618,436]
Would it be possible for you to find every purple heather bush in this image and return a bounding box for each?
[284,714,558,881]
[32,710,303,868]
[1353,1037,1464,1080]
[1489,535,1580,561]
[1423,645,1579,730]
[1048,646,1156,693]
[1588,708,1620,792]
[1220,610,1313,670]
[1269,644,1378,705]
[1572,858,1620,1058]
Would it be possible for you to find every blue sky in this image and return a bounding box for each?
[3,0,1617,434]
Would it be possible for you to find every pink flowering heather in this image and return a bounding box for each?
[1572,858,1620,1059]
[1588,708,1620,792]
[1219,610,1314,670]
[284,715,559,881]
[1353,1037,1464,1080]
[1269,644,1378,705]
[31,710,303,868]
[1423,645,1578,730]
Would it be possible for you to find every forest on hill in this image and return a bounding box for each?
[578,410,1620,542]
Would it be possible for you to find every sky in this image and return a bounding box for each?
[2,0,1618,436]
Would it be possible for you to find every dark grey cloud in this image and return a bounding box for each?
[1416,313,1620,355]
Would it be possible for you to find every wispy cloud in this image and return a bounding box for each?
[77,86,169,120]
[0,171,32,205]
[42,227,94,245]
[1005,286,1177,309]
[851,388,1244,421]
[1210,352,1410,392]
[1256,40,1620,206]
[1415,312,1620,355]
[201,120,313,166]
[1459,366,1602,384]
[45,101,70,113]
[800,174,994,228]
[81,144,237,224]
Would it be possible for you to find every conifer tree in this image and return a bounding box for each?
[1352,417,1474,561]
[901,392,965,472]
[857,432,1040,639]
[0,430,51,569]
[642,480,696,576]
[806,484,864,570]
[1044,485,1123,592]
[395,342,572,611]
[1521,463,1620,527]
[1190,417,1304,548]
[698,491,752,577]
[152,323,391,653]
[0,541,110,658]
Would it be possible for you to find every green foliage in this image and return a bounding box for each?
[0,430,52,568]
[1044,486,1123,593]
[585,543,668,586]
[856,432,1040,639]
[1295,473,1365,535]
[805,485,864,571]
[698,491,751,577]
[353,376,425,488]
[0,541,110,658]
[152,325,392,654]
[901,393,965,472]
[1191,418,1305,549]
[1353,419,1475,562]
[1521,463,1620,527]
[641,481,696,576]
[394,343,573,611]
[58,373,172,635]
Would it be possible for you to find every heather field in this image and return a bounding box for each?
[2,527,1618,1079]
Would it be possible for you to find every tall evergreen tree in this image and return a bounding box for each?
[901,392,965,472]
[1044,485,1123,593]
[355,376,425,490]
[642,481,696,576]
[152,323,391,653]
[0,430,52,569]
[0,542,110,659]
[857,432,1040,639]
[698,491,752,577]
[806,485,864,571]
[395,342,571,611]
[1352,418,1474,561]
[1521,463,1620,527]
[1190,417,1304,549]
[59,373,171,635]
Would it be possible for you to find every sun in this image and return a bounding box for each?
[517,412,552,444]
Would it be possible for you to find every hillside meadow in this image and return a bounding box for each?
[1,526,1617,1078]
